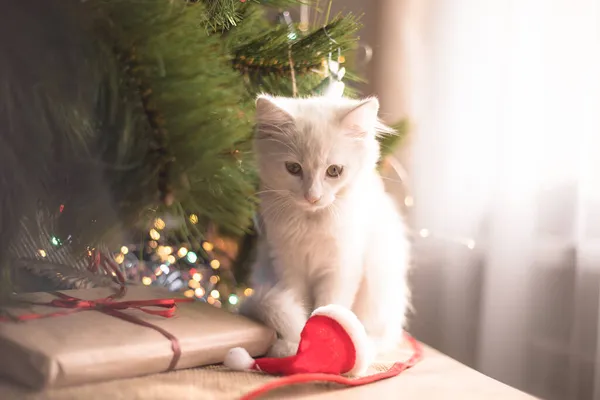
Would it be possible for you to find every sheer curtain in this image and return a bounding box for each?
[400,1,600,399]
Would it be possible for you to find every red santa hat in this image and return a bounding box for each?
[225,304,374,376]
[224,304,423,400]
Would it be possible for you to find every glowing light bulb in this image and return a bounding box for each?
[189,214,198,224]
[120,246,129,255]
[154,218,166,230]
[186,252,198,263]
[211,290,220,299]
[209,275,218,284]
[188,279,200,289]
[51,236,60,246]
[419,229,430,238]
[202,242,214,252]
[404,196,414,207]
[184,289,194,298]
[160,264,170,274]
[244,288,254,297]
[114,253,125,264]
[177,247,188,258]
[207,297,215,305]
[228,294,239,305]
[149,240,158,249]
[38,249,47,257]
[195,288,205,297]
[193,273,202,281]
[142,277,152,286]
[167,255,176,264]
[149,229,160,240]
[210,259,220,269]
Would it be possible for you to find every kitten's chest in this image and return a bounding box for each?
[265,212,359,272]
[268,218,336,256]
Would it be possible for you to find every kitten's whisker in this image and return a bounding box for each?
[260,195,292,223]
[270,207,286,225]
[380,176,404,184]
[326,203,341,224]
[259,123,299,147]
[267,152,297,157]
[256,189,290,196]
[262,138,298,156]
[256,123,293,140]
[257,122,289,135]
[256,122,301,155]
[260,197,286,218]
[264,199,291,226]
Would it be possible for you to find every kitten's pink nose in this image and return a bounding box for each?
[304,194,322,204]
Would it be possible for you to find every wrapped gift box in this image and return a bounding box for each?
[0,286,275,389]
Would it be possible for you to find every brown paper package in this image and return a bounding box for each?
[0,286,276,389]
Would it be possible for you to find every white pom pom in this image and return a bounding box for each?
[224,347,255,371]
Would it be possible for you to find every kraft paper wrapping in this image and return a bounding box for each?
[0,286,276,389]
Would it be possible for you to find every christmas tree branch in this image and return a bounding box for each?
[118,47,174,206]
[232,15,361,77]
[200,0,244,31]
[199,0,310,32]
[88,0,257,238]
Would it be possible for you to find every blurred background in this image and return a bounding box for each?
[1,1,599,399]
[345,1,600,399]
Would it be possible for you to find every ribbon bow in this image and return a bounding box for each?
[1,286,193,370]
[46,291,182,318]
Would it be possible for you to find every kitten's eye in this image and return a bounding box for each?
[285,162,302,176]
[326,165,343,178]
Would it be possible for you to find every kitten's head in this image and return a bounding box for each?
[254,95,390,212]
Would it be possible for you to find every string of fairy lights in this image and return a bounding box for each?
[107,213,255,309]
[32,208,253,309]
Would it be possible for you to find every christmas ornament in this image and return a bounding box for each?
[313,53,346,98]
[225,304,422,400]
[278,10,298,41]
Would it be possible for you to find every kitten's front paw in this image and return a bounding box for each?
[267,339,299,358]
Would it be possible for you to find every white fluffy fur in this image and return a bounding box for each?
[240,95,410,358]
[224,347,255,371]
[311,304,374,376]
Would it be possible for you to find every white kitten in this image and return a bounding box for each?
[240,94,410,358]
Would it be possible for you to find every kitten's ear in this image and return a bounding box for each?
[340,97,380,138]
[255,94,294,127]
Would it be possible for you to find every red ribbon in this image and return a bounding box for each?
[0,286,193,371]
[240,333,423,400]
[88,249,127,285]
